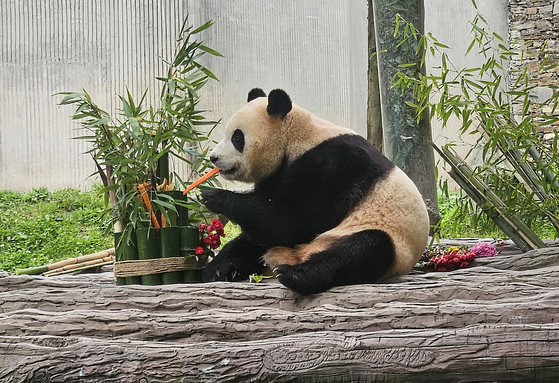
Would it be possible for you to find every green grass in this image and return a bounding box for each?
[0,187,113,273]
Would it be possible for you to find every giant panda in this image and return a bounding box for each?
[201,88,430,294]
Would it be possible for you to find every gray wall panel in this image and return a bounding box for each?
[1,0,367,191]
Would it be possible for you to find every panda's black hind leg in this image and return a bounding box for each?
[274,230,394,294]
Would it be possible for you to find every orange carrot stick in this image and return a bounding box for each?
[138,183,160,229]
[183,167,221,195]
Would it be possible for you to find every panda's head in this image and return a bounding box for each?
[209,88,293,183]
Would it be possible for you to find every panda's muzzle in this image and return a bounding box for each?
[209,154,219,164]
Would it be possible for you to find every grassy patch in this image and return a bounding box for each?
[0,187,113,273]
[437,191,556,240]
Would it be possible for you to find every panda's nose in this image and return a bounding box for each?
[209,155,219,164]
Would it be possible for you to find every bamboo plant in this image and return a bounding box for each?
[58,17,222,244]
[388,1,559,242]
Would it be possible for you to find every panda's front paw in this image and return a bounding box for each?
[202,255,246,282]
[201,188,230,215]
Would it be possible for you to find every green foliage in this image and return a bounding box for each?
[220,221,242,248]
[0,188,112,273]
[390,2,559,239]
[58,17,222,240]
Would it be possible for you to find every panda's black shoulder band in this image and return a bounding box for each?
[267,89,292,119]
[247,88,267,102]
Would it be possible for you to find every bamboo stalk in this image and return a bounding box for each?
[43,255,115,277]
[477,119,559,232]
[45,260,115,277]
[15,248,116,275]
[431,142,545,252]
[441,145,544,249]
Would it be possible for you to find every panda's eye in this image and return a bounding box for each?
[231,129,245,153]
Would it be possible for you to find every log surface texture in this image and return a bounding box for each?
[1,239,559,382]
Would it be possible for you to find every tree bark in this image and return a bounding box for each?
[1,242,559,382]
[367,0,384,151]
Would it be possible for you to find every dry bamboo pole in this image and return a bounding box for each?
[15,248,115,275]
[45,260,115,277]
[476,119,559,232]
[432,143,545,252]
[44,255,115,277]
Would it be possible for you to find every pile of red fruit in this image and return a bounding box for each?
[428,249,477,272]
[195,218,226,255]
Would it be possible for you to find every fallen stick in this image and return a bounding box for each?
[45,260,115,277]
[15,248,115,275]
[44,255,115,277]
[183,168,220,195]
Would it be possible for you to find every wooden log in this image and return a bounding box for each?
[1,246,559,381]
[1,324,559,383]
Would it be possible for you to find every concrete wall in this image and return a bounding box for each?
[0,0,367,191]
[424,0,509,167]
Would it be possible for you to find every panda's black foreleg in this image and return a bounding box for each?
[202,233,267,282]
[274,230,395,294]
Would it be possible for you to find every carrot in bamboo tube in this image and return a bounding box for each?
[183,167,221,195]
[138,183,160,229]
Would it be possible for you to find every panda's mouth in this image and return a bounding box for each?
[219,164,239,179]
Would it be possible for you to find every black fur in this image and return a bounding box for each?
[231,129,245,153]
[266,89,292,119]
[202,134,395,287]
[202,233,267,282]
[247,88,267,102]
[274,230,395,294]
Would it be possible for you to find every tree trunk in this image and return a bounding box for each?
[1,241,559,382]
[367,0,384,152]
[371,0,440,226]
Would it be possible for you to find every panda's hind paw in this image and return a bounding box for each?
[274,263,330,295]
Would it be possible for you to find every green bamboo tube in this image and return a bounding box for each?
[161,190,188,227]
[160,226,182,284]
[122,231,141,285]
[175,193,190,227]
[136,227,162,285]
[180,226,202,282]
[157,152,169,185]
[114,232,126,286]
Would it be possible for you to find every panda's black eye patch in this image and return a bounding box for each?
[231,129,245,152]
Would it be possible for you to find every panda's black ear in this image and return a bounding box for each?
[267,89,292,119]
[247,88,267,103]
